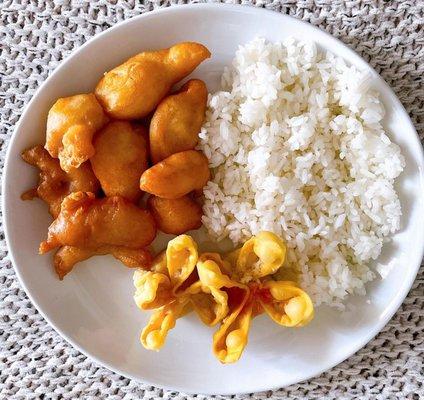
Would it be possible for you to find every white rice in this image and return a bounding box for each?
[198,37,405,309]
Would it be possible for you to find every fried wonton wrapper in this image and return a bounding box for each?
[150,79,208,164]
[133,270,174,310]
[21,145,100,218]
[187,282,229,327]
[132,233,314,362]
[223,248,240,272]
[140,150,210,199]
[54,245,152,280]
[227,231,286,283]
[258,281,314,327]
[39,192,156,253]
[212,285,252,364]
[133,236,198,313]
[187,253,239,326]
[95,42,211,120]
[151,251,167,274]
[46,93,108,172]
[141,299,189,351]
[166,234,198,293]
[147,195,202,235]
[197,252,232,278]
[186,252,253,362]
[90,121,148,202]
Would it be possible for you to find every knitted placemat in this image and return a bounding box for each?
[1,1,423,398]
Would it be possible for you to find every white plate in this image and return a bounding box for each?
[3,4,424,395]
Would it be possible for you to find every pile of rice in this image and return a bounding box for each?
[198,37,405,308]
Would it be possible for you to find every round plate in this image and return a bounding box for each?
[3,4,424,395]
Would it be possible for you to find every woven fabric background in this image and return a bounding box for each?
[1,1,423,399]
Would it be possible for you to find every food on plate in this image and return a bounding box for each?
[22,35,406,364]
[90,121,148,202]
[39,191,156,254]
[213,278,314,363]
[133,123,150,146]
[133,269,174,310]
[228,231,287,283]
[166,234,198,293]
[212,285,252,363]
[147,195,202,234]
[199,37,405,309]
[150,79,208,163]
[23,42,210,282]
[140,299,189,351]
[45,93,108,172]
[150,250,167,274]
[21,145,100,218]
[140,150,210,199]
[54,245,152,280]
[95,42,211,119]
[258,280,314,327]
[188,254,248,327]
[133,232,314,362]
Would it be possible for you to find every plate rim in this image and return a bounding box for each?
[3,3,424,395]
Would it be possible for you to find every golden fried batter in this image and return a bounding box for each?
[90,121,148,202]
[54,245,152,280]
[46,93,109,172]
[133,123,150,145]
[95,42,211,119]
[140,150,210,199]
[148,195,202,235]
[21,145,100,218]
[39,192,157,254]
[150,79,208,163]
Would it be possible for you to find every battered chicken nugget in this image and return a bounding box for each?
[39,192,156,254]
[21,145,100,218]
[150,79,208,163]
[46,93,108,172]
[90,121,148,202]
[54,245,152,280]
[95,42,211,119]
[140,150,210,199]
[133,123,150,145]
[148,195,202,235]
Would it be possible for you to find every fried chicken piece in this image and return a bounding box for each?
[54,245,152,280]
[21,145,100,218]
[95,42,211,119]
[147,195,202,235]
[140,150,210,199]
[133,123,150,145]
[90,121,148,202]
[150,79,208,164]
[39,192,157,254]
[45,93,108,172]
